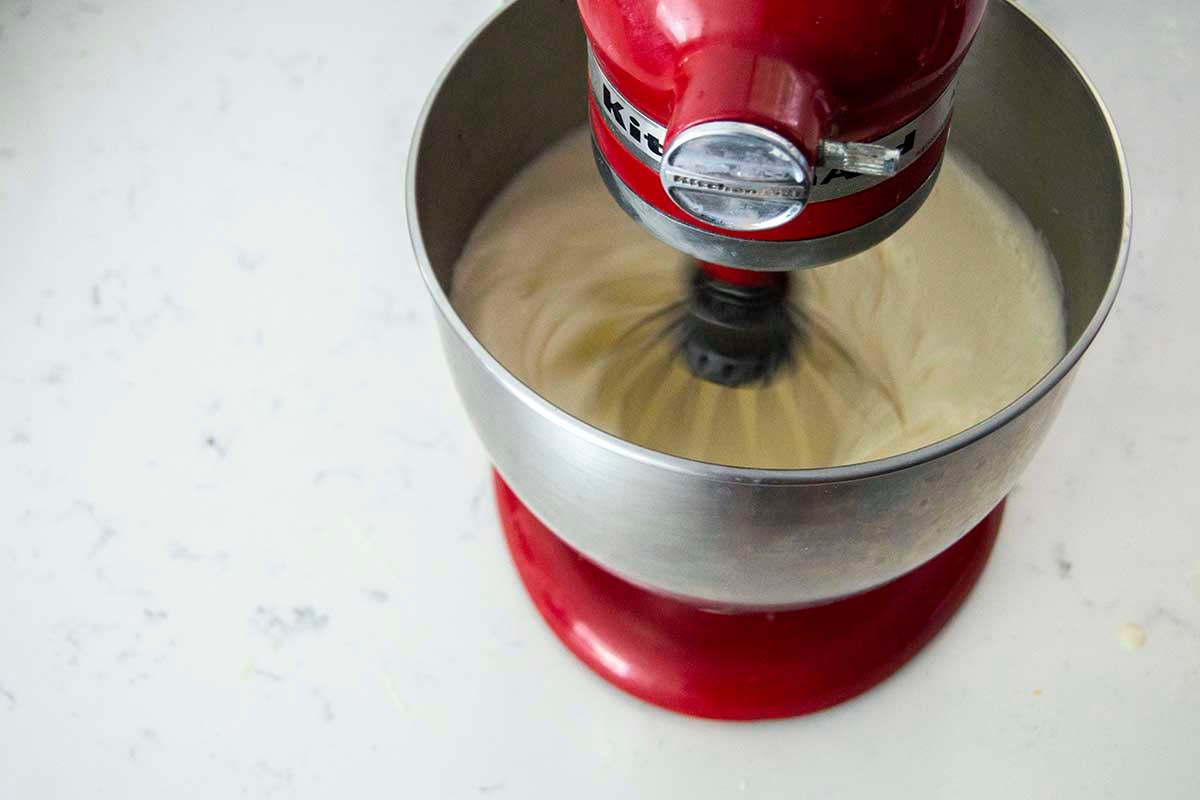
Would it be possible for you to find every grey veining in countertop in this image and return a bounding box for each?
[0,0,1197,797]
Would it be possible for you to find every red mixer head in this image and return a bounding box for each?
[578,0,988,270]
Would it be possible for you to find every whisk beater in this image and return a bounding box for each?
[597,259,902,467]
[676,264,798,388]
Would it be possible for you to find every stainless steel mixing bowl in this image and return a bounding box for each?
[408,0,1129,609]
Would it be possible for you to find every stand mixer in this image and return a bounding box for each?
[408,0,1129,718]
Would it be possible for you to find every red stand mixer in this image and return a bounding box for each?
[408,0,1129,719]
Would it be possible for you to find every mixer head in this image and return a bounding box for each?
[577,0,988,386]
[579,0,986,270]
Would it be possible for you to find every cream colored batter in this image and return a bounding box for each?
[452,127,1066,468]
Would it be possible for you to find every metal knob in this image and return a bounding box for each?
[659,122,813,232]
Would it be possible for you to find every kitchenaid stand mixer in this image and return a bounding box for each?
[408,0,1129,719]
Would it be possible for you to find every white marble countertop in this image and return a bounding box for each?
[1,0,1196,796]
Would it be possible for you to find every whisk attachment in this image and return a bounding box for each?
[599,257,907,465]
[677,265,798,387]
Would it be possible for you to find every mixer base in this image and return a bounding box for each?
[494,472,1003,720]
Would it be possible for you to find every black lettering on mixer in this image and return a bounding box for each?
[590,51,670,166]
[603,84,662,158]
[628,116,642,144]
[602,86,625,128]
[819,167,858,185]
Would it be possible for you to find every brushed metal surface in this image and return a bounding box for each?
[407,0,1130,608]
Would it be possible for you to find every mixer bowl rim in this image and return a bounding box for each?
[406,0,1131,487]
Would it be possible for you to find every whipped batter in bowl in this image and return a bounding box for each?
[451,127,1066,469]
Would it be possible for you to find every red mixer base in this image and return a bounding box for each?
[494,472,1003,720]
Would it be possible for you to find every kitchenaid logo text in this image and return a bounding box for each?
[588,52,669,167]
[602,86,665,158]
[666,174,808,200]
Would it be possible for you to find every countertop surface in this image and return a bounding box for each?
[1,0,1197,796]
